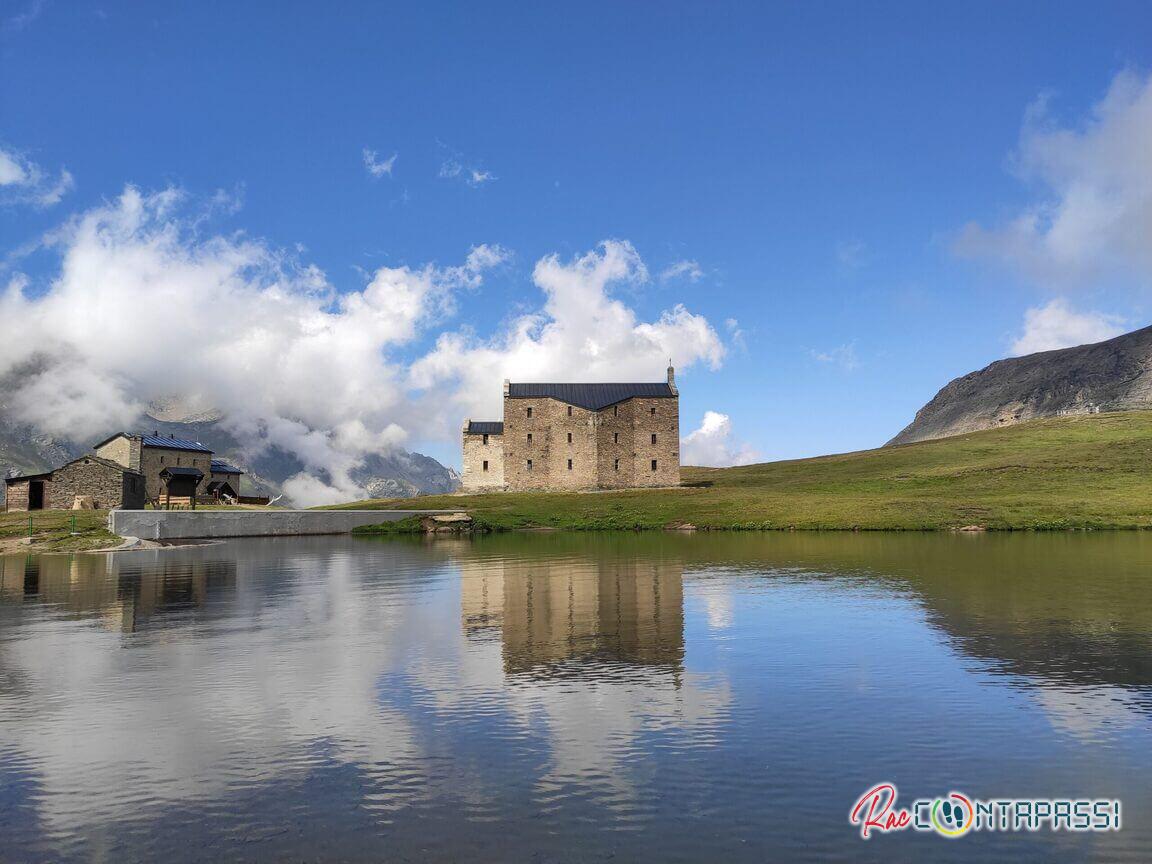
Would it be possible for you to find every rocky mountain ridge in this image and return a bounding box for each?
[889,325,1152,445]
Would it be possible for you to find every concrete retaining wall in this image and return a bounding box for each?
[109,509,458,540]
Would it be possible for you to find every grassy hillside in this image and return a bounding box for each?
[328,412,1152,531]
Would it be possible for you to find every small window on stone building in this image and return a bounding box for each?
[651,459,657,471]
[526,459,533,471]
[651,406,656,415]
[527,433,533,443]
[613,432,618,444]
[567,406,572,417]
[613,405,618,417]
[527,407,533,418]
[651,433,657,445]
[614,458,619,471]
[161,456,166,465]
[567,459,573,470]
[176,457,181,466]
[567,432,572,443]
[483,460,489,472]
[482,434,489,445]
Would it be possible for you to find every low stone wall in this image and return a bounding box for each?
[109,509,459,540]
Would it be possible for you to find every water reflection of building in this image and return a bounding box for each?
[0,552,236,633]
[460,555,684,678]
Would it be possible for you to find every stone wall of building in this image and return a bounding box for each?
[95,435,141,471]
[45,458,145,510]
[504,397,603,491]
[209,469,242,494]
[461,432,505,490]
[5,458,146,512]
[501,394,679,491]
[625,396,680,488]
[137,446,213,503]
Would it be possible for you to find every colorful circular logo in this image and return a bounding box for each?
[930,792,974,837]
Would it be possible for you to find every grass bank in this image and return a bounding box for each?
[0,510,119,553]
[327,412,1152,531]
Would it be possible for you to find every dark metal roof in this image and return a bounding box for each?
[506,382,675,410]
[210,460,244,474]
[5,472,51,484]
[466,421,504,435]
[160,466,204,478]
[141,434,213,453]
[206,480,237,493]
[5,455,143,483]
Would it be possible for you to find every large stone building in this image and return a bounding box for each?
[462,366,680,491]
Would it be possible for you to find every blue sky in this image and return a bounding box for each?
[2,1,1151,495]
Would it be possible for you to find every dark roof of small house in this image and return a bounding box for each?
[5,471,51,484]
[5,455,143,484]
[91,432,214,453]
[466,421,504,435]
[506,382,676,410]
[210,460,244,474]
[160,466,204,478]
[206,480,236,493]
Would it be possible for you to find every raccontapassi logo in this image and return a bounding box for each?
[849,783,1121,839]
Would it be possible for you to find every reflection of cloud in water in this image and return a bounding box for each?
[0,539,730,840]
[1032,686,1152,743]
[0,545,425,836]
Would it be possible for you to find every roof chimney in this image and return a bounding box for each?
[153,430,159,437]
[503,378,511,397]
[667,361,677,395]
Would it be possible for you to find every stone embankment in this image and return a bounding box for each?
[109,509,460,541]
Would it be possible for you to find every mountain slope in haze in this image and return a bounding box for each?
[0,405,459,506]
[888,325,1152,446]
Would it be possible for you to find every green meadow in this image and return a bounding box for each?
[331,412,1152,531]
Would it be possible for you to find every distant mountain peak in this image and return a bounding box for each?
[888,325,1152,446]
[145,395,224,424]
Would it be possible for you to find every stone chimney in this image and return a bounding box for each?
[503,378,511,397]
[667,362,678,395]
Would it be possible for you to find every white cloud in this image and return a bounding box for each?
[955,69,1152,286]
[659,259,703,283]
[0,145,73,208]
[0,187,508,505]
[438,145,496,187]
[2,192,726,505]
[2,0,45,34]
[409,240,725,429]
[1009,298,1126,356]
[810,342,859,371]
[680,411,758,467]
[724,317,746,353]
[362,148,397,178]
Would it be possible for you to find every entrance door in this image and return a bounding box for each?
[28,481,45,510]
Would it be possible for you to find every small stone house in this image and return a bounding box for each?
[462,366,680,492]
[4,455,146,512]
[207,460,244,501]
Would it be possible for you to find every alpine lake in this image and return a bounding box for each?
[1,531,1149,862]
